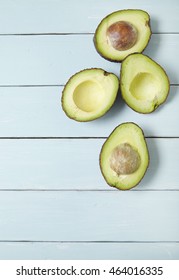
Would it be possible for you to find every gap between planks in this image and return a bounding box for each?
[0,84,178,87]
[0,137,178,140]
[0,189,178,192]
[0,32,178,36]
[0,240,178,244]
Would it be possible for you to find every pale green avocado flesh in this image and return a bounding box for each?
[100,122,149,190]
[120,53,170,113]
[94,9,151,62]
[61,68,119,122]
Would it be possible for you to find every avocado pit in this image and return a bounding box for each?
[73,80,105,112]
[110,143,141,175]
[107,21,138,51]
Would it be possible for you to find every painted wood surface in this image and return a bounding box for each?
[0,242,178,260]
[0,34,178,86]
[0,86,178,137]
[0,191,178,241]
[0,0,178,260]
[0,0,178,34]
[0,138,178,190]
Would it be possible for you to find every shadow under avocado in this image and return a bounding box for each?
[150,84,177,116]
[143,16,161,59]
[136,131,160,190]
[95,87,125,124]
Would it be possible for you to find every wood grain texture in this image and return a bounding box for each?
[0,191,178,241]
[0,86,178,137]
[0,242,178,260]
[0,138,178,190]
[0,0,178,34]
[0,34,177,85]
[0,0,178,260]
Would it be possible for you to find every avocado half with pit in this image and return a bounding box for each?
[61,68,119,121]
[100,122,149,190]
[94,9,151,62]
[120,53,170,113]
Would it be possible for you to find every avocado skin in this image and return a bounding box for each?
[93,9,152,62]
[99,122,150,190]
[61,68,119,122]
[120,53,170,113]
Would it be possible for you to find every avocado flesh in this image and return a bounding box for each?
[120,54,170,113]
[94,9,151,62]
[100,122,149,190]
[61,68,119,122]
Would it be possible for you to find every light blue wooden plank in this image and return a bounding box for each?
[0,139,178,190]
[0,86,178,137]
[0,34,177,85]
[0,242,178,260]
[0,191,178,241]
[0,0,178,33]
[0,0,177,262]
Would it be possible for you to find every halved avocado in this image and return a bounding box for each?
[61,68,119,122]
[100,122,149,190]
[120,53,170,113]
[94,9,151,62]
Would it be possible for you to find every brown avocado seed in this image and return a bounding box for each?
[107,21,138,51]
[110,143,141,175]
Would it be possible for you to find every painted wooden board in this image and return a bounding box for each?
[0,0,178,261]
[0,0,178,34]
[0,34,177,86]
[0,242,178,260]
[0,138,178,190]
[0,191,178,241]
[0,86,178,137]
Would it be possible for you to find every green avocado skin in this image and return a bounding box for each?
[94,9,152,62]
[99,122,150,190]
[120,53,170,114]
[61,68,119,122]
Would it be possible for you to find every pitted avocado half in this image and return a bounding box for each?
[120,53,170,113]
[61,68,119,122]
[100,122,149,190]
[94,9,151,62]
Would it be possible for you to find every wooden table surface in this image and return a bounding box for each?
[0,0,178,260]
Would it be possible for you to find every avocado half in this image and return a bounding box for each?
[94,9,151,62]
[61,68,119,122]
[120,53,170,113]
[100,122,149,190]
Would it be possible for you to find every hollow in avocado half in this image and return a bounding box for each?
[120,53,170,113]
[62,68,119,122]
